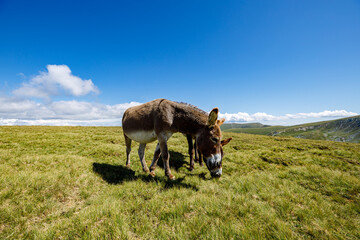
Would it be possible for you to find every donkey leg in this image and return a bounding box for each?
[198,151,203,166]
[124,134,132,168]
[186,134,195,171]
[138,143,149,173]
[194,139,202,166]
[158,136,175,180]
[194,138,199,163]
[149,143,161,177]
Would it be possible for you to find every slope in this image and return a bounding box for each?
[224,116,360,143]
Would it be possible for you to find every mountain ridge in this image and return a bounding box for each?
[222,115,360,143]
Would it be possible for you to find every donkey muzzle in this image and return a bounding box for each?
[206,153,222,177]
[210,167,222,178]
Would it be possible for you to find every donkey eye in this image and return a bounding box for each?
[211,137,219,143]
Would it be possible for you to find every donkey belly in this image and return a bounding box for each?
[125,130,157,144]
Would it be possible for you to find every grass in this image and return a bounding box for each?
[276,119,360,143]
[1,126,360,239]
[224,126,285,136]
[221,123,271,131]
[224,116,360,143]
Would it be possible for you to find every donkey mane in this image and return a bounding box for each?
[170,101,209,132]
[175,101,208,115]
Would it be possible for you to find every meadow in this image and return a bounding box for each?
[1,126,359,239]
[223,116,360,143]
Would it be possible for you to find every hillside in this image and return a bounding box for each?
[1,126,359,239]
[272,116,360,143]
[224,116,360,143]
[221,122,271,131]
[223,125,286,136]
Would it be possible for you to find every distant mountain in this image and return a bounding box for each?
[223,116,360,143]
[222,125,286,135]
[221,122,270,131]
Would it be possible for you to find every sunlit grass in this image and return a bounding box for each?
[1,126,359,239]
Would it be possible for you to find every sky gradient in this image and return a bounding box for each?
[1,0,359,126]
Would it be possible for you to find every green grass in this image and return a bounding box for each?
[224,126,285,135]
[276,116,360,143]
[1,126,360,239]
[221,123,271,131]
[224,116,360,143]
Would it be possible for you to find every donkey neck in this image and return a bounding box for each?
[170,103,208,135]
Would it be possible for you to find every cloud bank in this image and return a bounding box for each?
[0,97,141,126]
[1,64,358,126]
[219,110,358,123]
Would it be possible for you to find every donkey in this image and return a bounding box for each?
[122,99,232,180]
[186,133,232,170]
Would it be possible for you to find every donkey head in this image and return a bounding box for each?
[196,108,232,178]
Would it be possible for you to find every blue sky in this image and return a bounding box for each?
[0,0,359,125]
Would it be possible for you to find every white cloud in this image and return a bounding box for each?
[0,96,39,112]
[219,110,358,123]
[0,97,141,126]
[13,65,99,100]
[0,96,53,119]
[0,118,123,126]
[283,110,358,119]
[219,112,276,122]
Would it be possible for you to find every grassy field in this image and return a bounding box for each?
[274,116,360,143]
[221,123,271,131]
[223,116,360,143]
[1,126,360,239]
[223,126,285,136]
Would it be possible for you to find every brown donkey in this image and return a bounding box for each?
[122,99,232,180]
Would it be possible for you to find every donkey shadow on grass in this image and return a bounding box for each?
[156,150,188,171]
[92,151,198,191]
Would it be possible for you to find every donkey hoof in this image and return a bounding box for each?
[149,171,156,177]
[188,167,194,171]
[143,168,150,173]
[167,174,176,180]
[126,164,131,168]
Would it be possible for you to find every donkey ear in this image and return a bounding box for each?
[216,118,225,126]
[207,108,219,127]
[221,137,232,146]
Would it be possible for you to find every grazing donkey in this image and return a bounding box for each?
[122,99,232,180]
